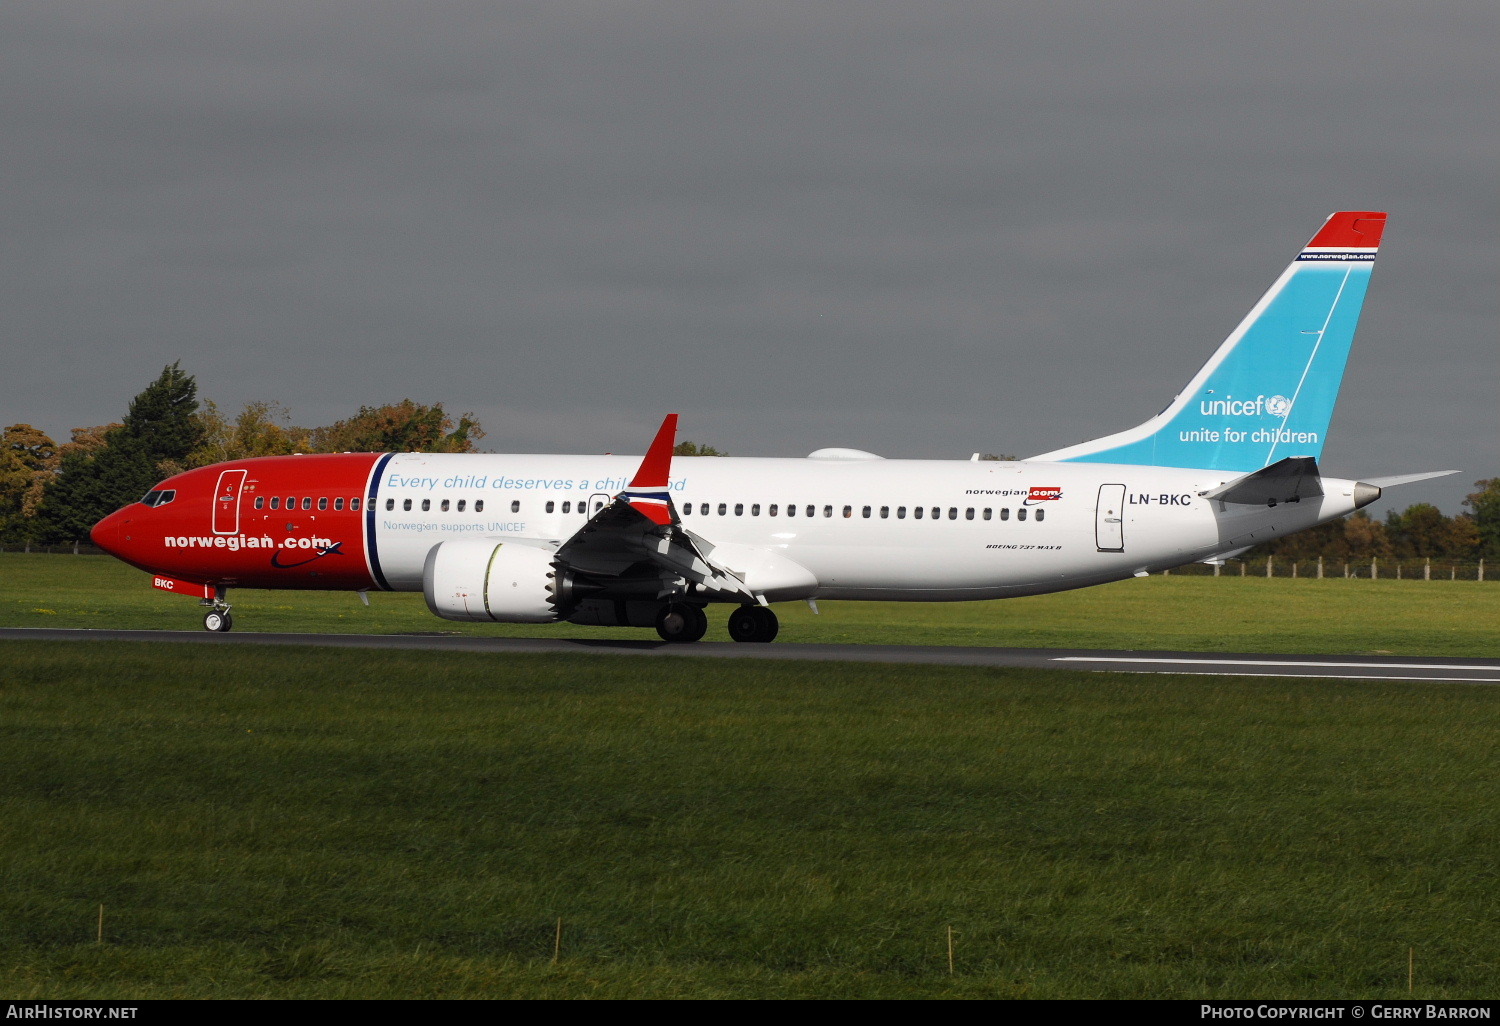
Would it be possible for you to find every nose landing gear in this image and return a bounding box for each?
[200,586,233,632]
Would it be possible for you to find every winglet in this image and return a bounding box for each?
[622,414,678,525]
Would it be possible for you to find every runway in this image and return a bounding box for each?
[3,628,1498,684]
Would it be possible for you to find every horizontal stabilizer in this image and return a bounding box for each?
[1202,456,1323,506]
[1362,469,1462,488]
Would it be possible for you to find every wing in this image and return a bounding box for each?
[553,415,757,603]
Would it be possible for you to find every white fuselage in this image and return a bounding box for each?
[368,452,1361,601]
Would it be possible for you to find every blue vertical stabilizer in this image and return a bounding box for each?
[1031,211,1386,473]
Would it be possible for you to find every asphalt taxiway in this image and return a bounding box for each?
[2,628,1497,684]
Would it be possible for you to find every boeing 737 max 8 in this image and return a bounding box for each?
[90,211,1456,642]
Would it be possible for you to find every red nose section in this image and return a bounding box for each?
[90,507,126,558]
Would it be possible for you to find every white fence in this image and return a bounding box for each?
[1168,557,1490,581]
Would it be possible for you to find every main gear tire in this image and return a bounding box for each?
[655,603,708,643]
[727,605,778,643]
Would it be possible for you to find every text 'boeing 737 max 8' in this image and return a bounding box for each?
[91,211,1457,643]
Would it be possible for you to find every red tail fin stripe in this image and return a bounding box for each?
[1306,211,1386,250]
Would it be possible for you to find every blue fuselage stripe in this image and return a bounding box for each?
[365,453,394,591]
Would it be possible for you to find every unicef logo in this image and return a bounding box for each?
[1265,395,1292,418]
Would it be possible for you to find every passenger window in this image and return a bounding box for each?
[255,497,265,510]
[286,496,294,509]
[546,501,555,513]
[1036,508,1045,522]
[442,499,451,512]
[932,508,941,520]
[862,506,871,518]
[318,497,328,511]
[421,499,431,512]
[402,498,412,512]
[699,503,709,515]
[718,503,727,515]
[1018,508,1028,521]
[561,501,570,513]
[334,498,344,511]
[475,500,485,513]
[456,499,465,512]
[682,504,690,516]
[948,508,957,520]
[511,500,520,512]
[842,506,852,518]
[355,497,364,511]
[914,506,923,519]
[751,504,760,516]
[270,497,280,510]
[880,506,889,519]
[769,504,778,516]
[385,498,394,512]
[1000,507,1010,521]
[965,508,975,520]
[823,506,833,518]
[734,503,744,516]
[786,504,796,517]
[983,508,991,520]
[302,497,313,511]
[897,506,907,519]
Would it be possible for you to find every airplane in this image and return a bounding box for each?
[90,211,1457,643]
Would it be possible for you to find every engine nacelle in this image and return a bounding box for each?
[422,538,564,623]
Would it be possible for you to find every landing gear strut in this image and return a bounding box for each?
[655,603,708,643]
[201,586,233,633]
[727,604,779,643]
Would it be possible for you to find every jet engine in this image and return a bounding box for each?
[422,538,573,623]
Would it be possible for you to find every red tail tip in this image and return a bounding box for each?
[1307,211,1386,249]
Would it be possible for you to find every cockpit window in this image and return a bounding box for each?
[139,489,176,508]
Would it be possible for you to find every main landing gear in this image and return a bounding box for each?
[652,603,780,643]
[727,604,779,644]
[655,603,709,643]
[201,587,233,633]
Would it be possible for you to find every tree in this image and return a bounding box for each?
[673,441,727,457]
[309,400,484,453]
[1462,478,1500,561]
[1386,502,1479,560]
[1341,509,1392,559]
[0,425,57,543]
[1387,503,1448,559]
[35,364,205,541]
[190,400,312,466]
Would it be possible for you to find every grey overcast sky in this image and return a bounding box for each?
[3,1,1494,514]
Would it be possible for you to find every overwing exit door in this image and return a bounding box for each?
[1095,483,1125,552]
[212,469,248,535]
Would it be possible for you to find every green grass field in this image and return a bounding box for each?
[0,554,1496,998]
[2,552,1497,655]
